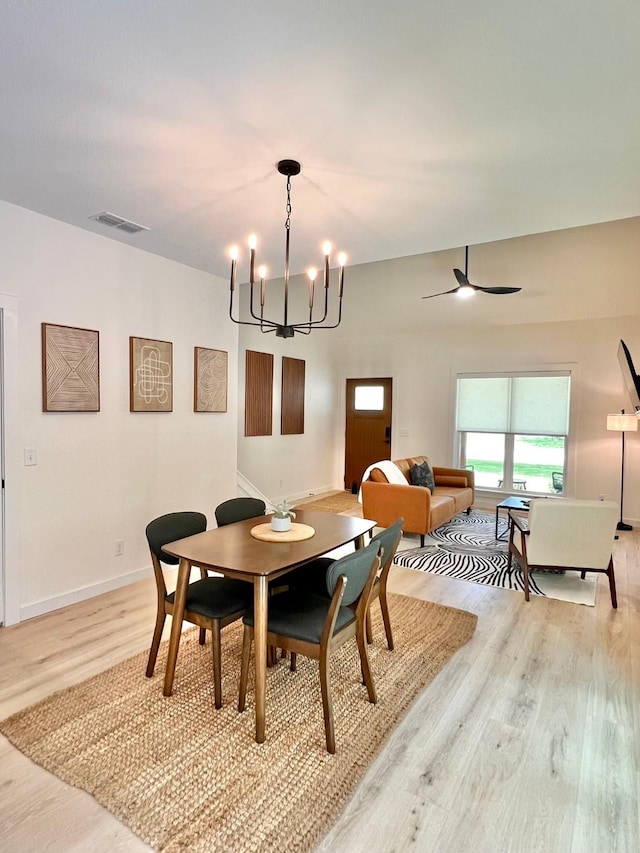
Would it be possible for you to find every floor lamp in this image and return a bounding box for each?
[607,410,638,531]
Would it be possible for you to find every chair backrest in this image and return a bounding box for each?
[526,499,618,569]
[370,517,404,574]
[325,541,381,607]
[215,497,266,527]
[145,511,207,566]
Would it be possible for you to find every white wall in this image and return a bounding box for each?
[0,201,238,622]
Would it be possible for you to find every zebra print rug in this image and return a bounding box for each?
[393,511,597,605]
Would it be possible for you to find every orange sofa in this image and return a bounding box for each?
[360,455,475,546]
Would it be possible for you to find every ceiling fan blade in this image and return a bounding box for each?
[453,268,469,287]
[422,287,461,299]
[474,286,522,295]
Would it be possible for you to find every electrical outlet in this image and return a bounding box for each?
[115,539,125,557]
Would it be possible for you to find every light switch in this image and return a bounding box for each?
[24,448,38,466]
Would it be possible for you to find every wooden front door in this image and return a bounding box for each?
[344,378,393,492]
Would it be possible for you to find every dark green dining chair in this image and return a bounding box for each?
[145,511,252,709]
[238,540,382,753]
[286,517,404,650]
[215,497,266,527]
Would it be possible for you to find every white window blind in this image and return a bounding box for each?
[457,374,571,435]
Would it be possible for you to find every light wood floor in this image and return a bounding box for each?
[1,508,639,853]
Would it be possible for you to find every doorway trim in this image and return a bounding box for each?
[0,292,20,625]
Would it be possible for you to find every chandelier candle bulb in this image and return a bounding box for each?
[258,266,267,308]
[229,246,238,291]
[338,252,346,297]
[248,235,257,284]
[323,242,331,289]
[308,267,317,308]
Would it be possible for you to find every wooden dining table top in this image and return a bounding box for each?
[163,509,376,579]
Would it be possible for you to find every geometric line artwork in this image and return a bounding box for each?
[129,336,173,412]
[194,347,227,412]
[41,323,100,412]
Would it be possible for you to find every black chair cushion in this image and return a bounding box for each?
[288,519,403,598]
[146,511,207,566]
[243,590,356,644]
[215,498,266,527]
[285,557,334,596]
[166,577,251,620]
[326,542,380,606]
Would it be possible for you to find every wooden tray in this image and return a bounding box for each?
[250,522,316,542]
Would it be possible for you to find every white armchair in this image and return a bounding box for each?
[507,499,619,608]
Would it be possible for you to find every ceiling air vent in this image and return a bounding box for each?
[89,211,149,234]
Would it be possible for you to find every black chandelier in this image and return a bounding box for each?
[228,159,346,338]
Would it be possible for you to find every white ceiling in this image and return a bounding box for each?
[2,1,639,293]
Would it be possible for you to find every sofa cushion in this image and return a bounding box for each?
[435,486,475,513]
[436,475,468,487]
[410,460,435,492]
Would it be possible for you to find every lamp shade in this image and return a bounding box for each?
[607,413,639,432]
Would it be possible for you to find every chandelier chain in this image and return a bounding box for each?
[285,176,292,231]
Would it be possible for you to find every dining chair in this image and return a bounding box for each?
[507,498,619,607]
[238,540,382,754]
[145,511,252,708]
[215,497,266,527]
[285,517,404,650]
[214,496,283,663]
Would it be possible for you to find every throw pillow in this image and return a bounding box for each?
[410,461,435,492]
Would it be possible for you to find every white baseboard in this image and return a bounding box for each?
[20,566,151,622]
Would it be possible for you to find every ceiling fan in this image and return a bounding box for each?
[422,246,522,299]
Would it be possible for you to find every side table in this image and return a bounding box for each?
[495,496,530,540]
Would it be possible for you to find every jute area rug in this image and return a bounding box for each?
[295,492,360,514]
[394,510,597,606]
[0,594,476,853]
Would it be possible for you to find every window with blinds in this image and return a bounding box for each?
[456,373,571,495]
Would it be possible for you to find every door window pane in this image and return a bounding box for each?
[354,385,384,411]
[463,432,505,489]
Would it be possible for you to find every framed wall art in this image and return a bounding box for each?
[129,336,173,412]
[194,347,228,412]
[41,322,100,412]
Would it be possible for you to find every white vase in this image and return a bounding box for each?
[271,515,292,532]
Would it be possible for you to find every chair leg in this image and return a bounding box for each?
[580,571,586,579]
[212,621,222,709]
[356,625,377,704]
[238,625,252,712]
[365,608,373,645]
[290,652,297,672]
[379,590,394,651]
[319,645,336,754]
[521,560,531,602]
[420,534,425,547]
[607,558,618,609]
[199,628,207,645]
[146,609,166,677]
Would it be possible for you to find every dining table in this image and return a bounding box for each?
[163,508,376,743]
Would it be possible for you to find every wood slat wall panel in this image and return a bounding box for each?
[281,357,305,435]
[245,350,273,436]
